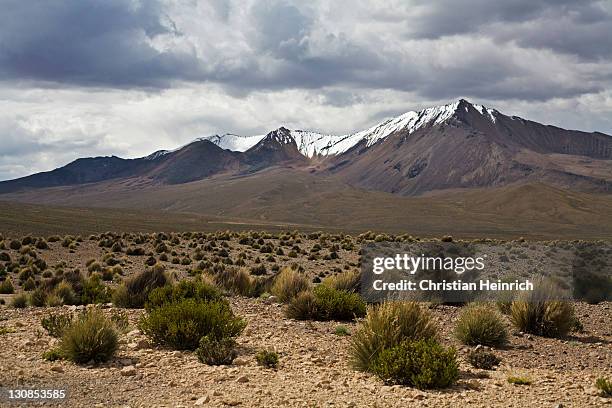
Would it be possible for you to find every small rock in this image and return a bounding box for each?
[126,329,140,337]
[50,365,63,373]
[212,390,223,397]
[236,375,249,383]
[194,395,210,405]
[120,365,137,376]
[233,357,249,366]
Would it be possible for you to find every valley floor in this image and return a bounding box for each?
[0,300,610,408]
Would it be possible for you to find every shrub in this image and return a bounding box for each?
[256,350,279,369]
[510,279,575,337]
[370,339,458,389]
[467,349,501,369]
[322,270,361,293]
[596,377,612,397]
[54,281,77,305]
[214,267,257,297]
[455,303,508,347]
[196,335,237,365]
[41,313,74,338]
[60,309,118,364]
[12,294,28,308]
[146,279,222,310]
[9,240,21,250]
[112,265,167,308]
[139,299,246,350]
[0,278,14,294]
[334,325,350,336]
[23,277,36,291]
[42,348,64,361]
[30,287,47,307]
[350,302,438,371]
[270,267,310,303]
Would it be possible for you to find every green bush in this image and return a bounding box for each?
[196,335,237,365]
[112,265,167,308]
[42,348,64,361]
[256,350,279,369]
[270,267,310,303]
[146,279,222,311]
[41,313,74,338]
[81,273,111,305]
[596,377,612,397]
[0,278,14,294]
[507,375,531,385]
[60,309,118,364]
[139,299,246,350]
[334,325,350,336]
[466,349,501,370]
[454,303,508,347]
[510,279,575,337]
[12,293,28,308]
[23,277,36,291]
[286,286,365,321]
[370,339,458,389]
[350,302,438,371]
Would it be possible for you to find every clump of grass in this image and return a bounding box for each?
[139,299,245,351]
[60,309,118,364]
[466,348,501,369]
[286,286,365,321]
[256,350,279,369]
[350,302,438,372]
[42,348,64,361]
[196,335,237,365]
[112,264,167,308]
[0,278,14,294]
[510,279,575,337]
[454,303,508,347]
[596,377,612,397]
[322,270,361,293]
[12,293,28,308]
[507,375,532,385]
[270,267,310,303]
[370,339,458,389]
[214,267,257,297]
[334,325,350,336]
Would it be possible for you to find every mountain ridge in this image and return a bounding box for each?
[1,99,611,196]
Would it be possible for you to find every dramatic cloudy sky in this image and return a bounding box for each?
[1,0,612,180]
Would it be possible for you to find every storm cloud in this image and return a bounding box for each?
[1,0,612,180]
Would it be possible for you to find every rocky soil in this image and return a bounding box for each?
[0,299,610,408]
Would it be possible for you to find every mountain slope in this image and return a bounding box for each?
[0,99,610,197]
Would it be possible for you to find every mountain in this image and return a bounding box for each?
[1,99,611,198]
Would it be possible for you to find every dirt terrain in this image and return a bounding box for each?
[0,232,610,407]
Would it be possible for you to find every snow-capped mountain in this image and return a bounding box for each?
[1,99,610,196]
[186,99,502,158]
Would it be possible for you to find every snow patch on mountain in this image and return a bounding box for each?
[198,133,265,152]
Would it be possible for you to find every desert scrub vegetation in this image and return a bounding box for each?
[286,285,365,321]
[466,348,501,370]
[322,269,360,292]
[350,302,438,372]
[211,267,259,297]
[454,303,508,347]
[507,375,532,385]
[270,266,310,302]
[139,299,246,351]
[256,349,280,369]
[510,279,576,337]
[59,309,118,364]
[196,335,238,365]
[146,279,222,310]
[41,313,73,338]
[370,339,458,389]
[0,277,14,294]
[12,293,28,308]
[112,264,167,308]
[596,377,612,397]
